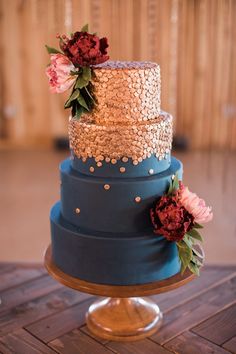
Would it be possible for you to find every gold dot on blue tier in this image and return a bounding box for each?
[97,162,102,167]
[135,196,141,203]
[122,157,128,163]
[75,208,81,214]
[90,166,95,173]
[104,184,110,190]
[133,160,138,166]
[111,159,117,164]
[149,169,154,175]
[105,157,110,163]
[120,167,126,173]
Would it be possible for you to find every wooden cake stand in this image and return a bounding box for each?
[44,245,195,342]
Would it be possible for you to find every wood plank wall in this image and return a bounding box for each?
[0,0,235,149]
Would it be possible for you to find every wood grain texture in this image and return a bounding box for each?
[222,336,236,354]
[106,338,172,354]
[0,0,235,149]
[0,266,43,292]
[80,324,109,345]
[151,266,236,313]
[0,288,89,337]
[25,297,95,343]
[164,331,230,354]
[150,276,236,345]
[0,263,235,352]
[0,275,61,314]
[0,329,57,354]
[49,329,114,354]
[192,303,236,345]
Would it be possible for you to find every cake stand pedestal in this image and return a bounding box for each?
[44,245,195,342]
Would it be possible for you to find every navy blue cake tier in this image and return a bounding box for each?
[60,157,182,233]
[51,156,182,284]
[50,202,181,285]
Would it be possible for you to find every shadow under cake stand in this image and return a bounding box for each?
[44,245,195,342]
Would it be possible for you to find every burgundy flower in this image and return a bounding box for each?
[150,195,194,242]
[60,31,109,67]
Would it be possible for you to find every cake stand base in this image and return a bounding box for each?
[44,245,197,342]
[86,297,162,341]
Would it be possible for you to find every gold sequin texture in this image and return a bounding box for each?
[104,184,110,190]
[86,61,161,125]
[135,196,141,203]
[68,62,173,164]
[69,111,172,163]
[89,166,95,173]
[75,208,81,214]
[120,167,126,173]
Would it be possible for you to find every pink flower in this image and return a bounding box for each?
[46,54,76,93]
[179,183,213,224]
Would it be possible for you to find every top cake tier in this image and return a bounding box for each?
[89,61,161,125]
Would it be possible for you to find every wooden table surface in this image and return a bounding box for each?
[0,263,235,354]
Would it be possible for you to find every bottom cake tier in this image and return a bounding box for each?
[50,202,181,285]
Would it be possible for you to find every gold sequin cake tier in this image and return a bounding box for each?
[87,61,161,125]
[69,111,172,163]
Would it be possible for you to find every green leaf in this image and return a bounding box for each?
[177,242,192,275]
[45,45,62,54]
[194,222,204,229]
[188,261,200,276]
[77,94,89,111]
[191,255,204,267]
[70,70,79,76]
[64,89,80,109]
[183,235,193,249]
[167,179,174,195]
[75,106,86,119]
[81,24,89,32]
[75,76,89,89]
[172,173,179,191]
[84,86,95,102]
[192,246,204,259]
[82,67,92,81]
[187,228,203,242]
[167,173,179,196]
[177,240,186,249]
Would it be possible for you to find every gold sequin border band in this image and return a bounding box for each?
[69,111,173,164]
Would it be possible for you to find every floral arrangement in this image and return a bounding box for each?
[150,175,213,276]
[45,24,109,119]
